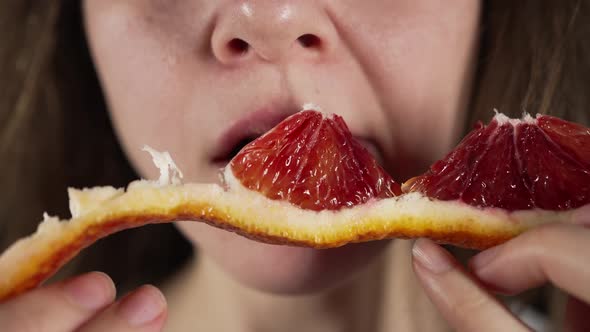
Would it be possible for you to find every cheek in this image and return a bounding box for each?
[388,2,480,157]
[337,0,481,175]
[83,1,220,182]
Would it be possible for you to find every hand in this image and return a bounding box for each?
[0,272,167,332]
[411,222,590,332]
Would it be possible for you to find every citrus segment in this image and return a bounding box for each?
[464,122,533,209]
[403,113,590,211]
[537,115,590,167]
[516,122,590,210]
[230,110,401,211]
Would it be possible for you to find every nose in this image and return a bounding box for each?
[211,1,336,64]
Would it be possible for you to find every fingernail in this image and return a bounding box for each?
[118,285,166,327]
[469,245,502,272]
[572,205,590,227]
[62,272,115,310]
[412,239,454,274]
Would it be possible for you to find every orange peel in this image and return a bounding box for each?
[0,147,577,301]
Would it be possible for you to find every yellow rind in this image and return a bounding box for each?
[0,177,576,302]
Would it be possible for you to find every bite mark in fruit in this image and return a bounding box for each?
[230,110,402,211]
[403,112,590,211]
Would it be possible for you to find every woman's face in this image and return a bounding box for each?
[83,0,481,294]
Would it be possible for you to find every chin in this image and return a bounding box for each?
[177,222,391,295]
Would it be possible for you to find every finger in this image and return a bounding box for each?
[469,224,590,303]
[412,239,530,332]
[79,284,167,332]
[0,271,115,332]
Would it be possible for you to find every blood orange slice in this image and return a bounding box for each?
[230,110,401,211]
[403,112,590,210]
[0,107,585,302]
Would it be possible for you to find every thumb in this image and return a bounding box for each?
[0,271,115,332]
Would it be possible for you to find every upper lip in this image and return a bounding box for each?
[211,106,297,165]
[211,105,385,166]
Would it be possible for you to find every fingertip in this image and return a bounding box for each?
[412,238,455,274]
[572,205,590,227]
[117,284,167,327]
[143,284,167,309]
[61,271,116,310]
[91,271,117,300]
[411,239,529,332]
[468,244,503,273]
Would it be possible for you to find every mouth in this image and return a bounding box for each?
[212,134,259,167]
[211,108,385,168]
[211,107,294,167]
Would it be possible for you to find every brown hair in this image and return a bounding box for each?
[471,1,589,125]
[0,0,588,326]
[0,1,192,293]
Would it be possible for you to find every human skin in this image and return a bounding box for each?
[412,219,590,332]
[1,1,590,331]
[82,0,480,294]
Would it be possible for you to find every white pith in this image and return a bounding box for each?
[142,145,183,185]
[493,109,537,126]
[223,166,571,234]
[302,102,323,112]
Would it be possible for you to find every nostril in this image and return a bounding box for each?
[228,38,249,55]
[297,34,321,49]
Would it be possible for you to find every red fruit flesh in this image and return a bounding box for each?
[230,110,402,211]
[537,116,590,167]
[404,113,590,211]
